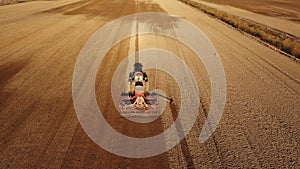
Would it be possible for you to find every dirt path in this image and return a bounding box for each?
[193,0,300,37]
[0,0,299,168]
[198,0,300,22]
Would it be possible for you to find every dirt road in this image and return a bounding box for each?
[194,0,300,37]
[199,0,300,22]
[0,0,300,168]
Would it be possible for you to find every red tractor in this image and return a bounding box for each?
[119,70,160,114]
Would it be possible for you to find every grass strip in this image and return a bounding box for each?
[180,0,300,59]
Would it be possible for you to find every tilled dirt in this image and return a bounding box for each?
[0,0,300,168]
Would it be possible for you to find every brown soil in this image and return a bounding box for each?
[0,0,300,168]
[200,0,300,22]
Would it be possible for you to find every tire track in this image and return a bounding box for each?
[170,103,195,169]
